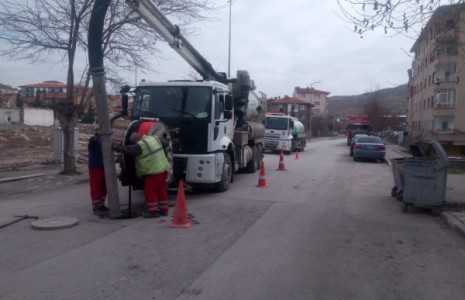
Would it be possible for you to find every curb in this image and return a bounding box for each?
[0,173,45,183]
[441,212,465,238]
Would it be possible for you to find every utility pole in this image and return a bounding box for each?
[88,0,121,219]
[228,0,232,78]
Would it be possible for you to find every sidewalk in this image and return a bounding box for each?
[384,141,465,238]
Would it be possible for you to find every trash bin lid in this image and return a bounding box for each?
[431,140,449,167]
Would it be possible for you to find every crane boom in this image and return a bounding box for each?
[125,0,227,83]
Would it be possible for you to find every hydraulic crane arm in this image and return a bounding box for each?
[126,0,227,84]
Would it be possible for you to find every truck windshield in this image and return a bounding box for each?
[133,86,211,120]
[265,117,289,130]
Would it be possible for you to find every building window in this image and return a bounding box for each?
[435,89,456,108]
[437,42,458,56]
[442,122,448,131]
[314,101,320,106]
[278,104,284,113]
[445,19,455,29]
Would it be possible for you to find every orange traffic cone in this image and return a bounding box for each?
[276,150,287,171]
[295,149,299,160]
[168,180,192,228]
[256,160,269,188]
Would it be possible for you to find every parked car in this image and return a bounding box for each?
[349,134,368,156]
[353,136,386,162]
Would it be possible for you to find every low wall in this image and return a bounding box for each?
[23,108,54,127]
[0,109,21,124]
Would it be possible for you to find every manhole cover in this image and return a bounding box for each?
[31,217,79,230]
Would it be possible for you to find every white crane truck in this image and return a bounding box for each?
[115,0,266,192]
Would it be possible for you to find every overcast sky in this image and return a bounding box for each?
[0,0,416,98]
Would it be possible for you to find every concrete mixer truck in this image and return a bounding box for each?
[111,0,266,192]
[264,113,306,154]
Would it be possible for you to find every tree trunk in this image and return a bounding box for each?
[57,103,79,174]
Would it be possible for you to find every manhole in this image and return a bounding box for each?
[31,217,79,230]
[119,209,142,219]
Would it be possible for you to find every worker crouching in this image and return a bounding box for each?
[114,132,170,218]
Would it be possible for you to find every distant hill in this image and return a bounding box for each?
[328,84,409,118]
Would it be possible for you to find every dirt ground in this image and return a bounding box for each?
[0,119,130,172]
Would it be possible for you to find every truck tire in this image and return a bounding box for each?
[214,153,232,192]
[246,145,258,173]
[299,139,305,152]
[148,121,174,185]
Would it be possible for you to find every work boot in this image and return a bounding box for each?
[93,206,109,217]
[142,211,160,218]
[159,210,169,216]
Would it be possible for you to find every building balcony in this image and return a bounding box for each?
[434,102,456,109]
[434,75,458,84]
[432,129,455,135]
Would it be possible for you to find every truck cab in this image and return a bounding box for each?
[264,113,306,154]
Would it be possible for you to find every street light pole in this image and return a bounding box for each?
[228,0,232,78]
[309,81,321,88]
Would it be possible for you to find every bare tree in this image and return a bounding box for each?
[336,0,463,38]
[0,0,224,174]
[311,115,325,137]
[361,90,394,133]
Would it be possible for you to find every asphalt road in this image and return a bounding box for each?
[1,138,465,300]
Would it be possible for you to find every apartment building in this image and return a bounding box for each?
[293,86,330,117]
[408,3,465,157]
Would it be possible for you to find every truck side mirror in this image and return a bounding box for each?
[121,94,128,117]
[224,94,233,111]
[290,120,294,129]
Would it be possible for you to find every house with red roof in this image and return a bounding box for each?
[0,83,18,108]
[18,80,121,113]
[293,86,330,117]
[18,80,87,106]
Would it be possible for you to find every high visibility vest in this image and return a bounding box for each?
[135,135,170,177]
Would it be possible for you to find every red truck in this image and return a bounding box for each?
[346,115,371,145]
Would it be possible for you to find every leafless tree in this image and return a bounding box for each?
[0,0,224,174]
[336,0,463,38]
[361,90,396,133]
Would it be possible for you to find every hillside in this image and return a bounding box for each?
[328,84,409,118]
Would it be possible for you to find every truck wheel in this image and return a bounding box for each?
[246,145,258,173]
[214,153,232,192]
[148,121,174,185]
[300,140,305,152]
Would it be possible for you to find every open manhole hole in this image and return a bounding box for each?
[119,209,142,219]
